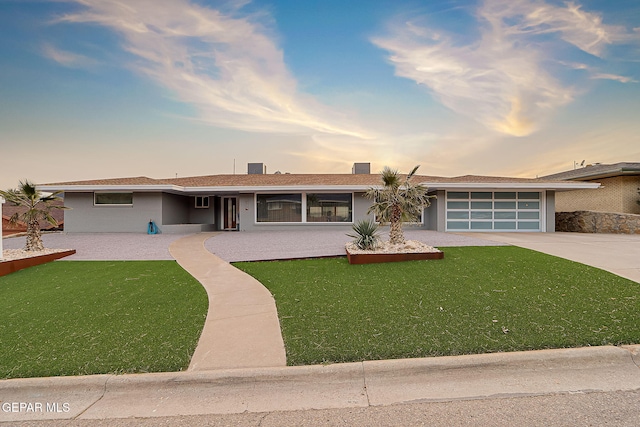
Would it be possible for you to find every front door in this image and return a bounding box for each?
[222,197,238,230]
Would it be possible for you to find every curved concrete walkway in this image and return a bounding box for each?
[168,233,286,371]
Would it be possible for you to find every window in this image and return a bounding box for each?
[256,194,302,222]
[94,192,133,206]
[306,193,352,222]
[195,196,209,208]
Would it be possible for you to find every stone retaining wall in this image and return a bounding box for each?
[556,211,640,234]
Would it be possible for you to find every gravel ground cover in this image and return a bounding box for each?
[2,233,189,260]
[205,229,507,262]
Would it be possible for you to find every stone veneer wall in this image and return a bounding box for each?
[556,211,640,234]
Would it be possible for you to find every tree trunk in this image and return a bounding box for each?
[389,205,405,244]
[25,219,44,251]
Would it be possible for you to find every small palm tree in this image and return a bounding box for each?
[365,166,434,245]
[0,180,67,251]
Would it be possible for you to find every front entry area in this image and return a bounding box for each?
[222,197,238,230]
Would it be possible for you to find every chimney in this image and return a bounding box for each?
[248,163,266,174]
[352,162,371,174]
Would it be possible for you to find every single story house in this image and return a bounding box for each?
[37,163,599,234]
[541,162,640,215]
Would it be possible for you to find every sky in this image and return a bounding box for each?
[1,0,639,189]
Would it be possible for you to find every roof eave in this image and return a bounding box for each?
[36,184,184,193]
[418,182,600,191]
[37,182,600,193]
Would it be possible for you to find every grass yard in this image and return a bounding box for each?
[234,246,639,366]
[0,261,208,380]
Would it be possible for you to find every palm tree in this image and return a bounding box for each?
[365,166,434,245]
[0,180,67,251]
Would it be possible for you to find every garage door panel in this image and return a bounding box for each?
[446,191,542,232]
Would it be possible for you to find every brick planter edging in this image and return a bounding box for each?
[346,250,444,264]
[0,250,76,277]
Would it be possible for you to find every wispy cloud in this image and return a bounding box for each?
[591,73,637,83]
[41,43,98,68]
[53,0,370,138]
[372,0,638,137]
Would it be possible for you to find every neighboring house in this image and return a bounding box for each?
[37,163,598,234]
[1,199,65,236]
[541,162,640,215]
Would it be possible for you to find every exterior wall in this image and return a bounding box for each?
[556,211,640,234]
[188,197,215,225]
[424,191,443,231]
[545,190,555,232]
[555,176,640,214]
[161,193,190,225]
[64,192,162,233]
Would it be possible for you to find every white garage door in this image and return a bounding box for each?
[446,191,542,231]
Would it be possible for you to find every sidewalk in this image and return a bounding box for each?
[168,233,286,370]
[1,345,638,422]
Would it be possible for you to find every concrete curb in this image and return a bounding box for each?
[1,345,638,422]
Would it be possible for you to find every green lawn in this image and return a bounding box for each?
[234,247,639,366]
[0,261,208,380]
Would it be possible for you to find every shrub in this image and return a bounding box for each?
[347,219,381,250]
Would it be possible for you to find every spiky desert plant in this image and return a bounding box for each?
[0,180,67,251]
[347,219,381,250]
[365,166,434,245]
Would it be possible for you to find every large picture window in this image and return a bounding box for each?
[256,194,302,222]
[306,193,352,222]
[94,192,133,206]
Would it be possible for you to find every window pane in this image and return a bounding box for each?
[518,201,539,210]
[95,193,133,205]
[518,192,540,200]
[195,196,209,208]
[495,192,516,199]
[495,211,516,219]
[494,222,516,229]
[471,192,492,199]
[448,211,469,219]
[307,193,352,222]
[257,194,302,222]
[447,201,469,209]
[494,201,516,209]
[471,221,492,229]
[471,201,492,209]
[518,221,540,230]
[471,211,492,219]
[518,211,539,219]
[448,192,469,199]
[447,221,469,230]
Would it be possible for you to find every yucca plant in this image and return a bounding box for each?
[347,219,381,250]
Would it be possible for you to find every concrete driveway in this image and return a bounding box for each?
[459,232,640,283]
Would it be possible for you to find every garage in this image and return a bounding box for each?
[445,191,543,231]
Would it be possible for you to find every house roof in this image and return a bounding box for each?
[38,173,599,193]
[1,200,65,229]
[541,162,640,181]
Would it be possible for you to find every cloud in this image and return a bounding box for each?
[372,0,638,137]
[53,0,370,138]
[41,43,99,68]
[591,73,637,83]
